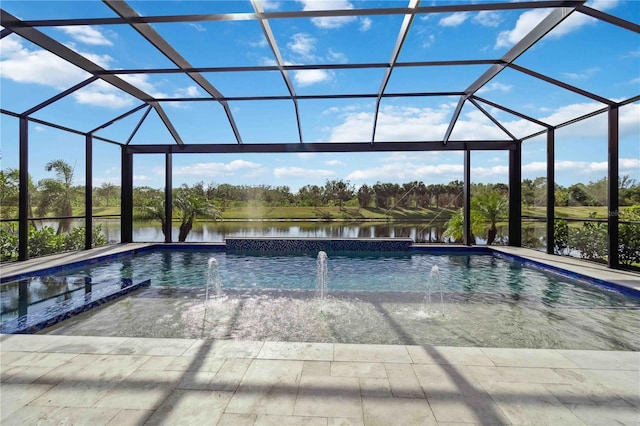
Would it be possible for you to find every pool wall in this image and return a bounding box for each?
[225,237,414,253]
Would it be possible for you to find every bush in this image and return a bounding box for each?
[0,224,108,262]
[0,223,18,262]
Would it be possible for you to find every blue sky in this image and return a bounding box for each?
[1,0,638,192]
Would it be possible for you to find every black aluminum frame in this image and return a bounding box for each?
[1,0,637,270]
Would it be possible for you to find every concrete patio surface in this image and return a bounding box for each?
[1,334,638,425]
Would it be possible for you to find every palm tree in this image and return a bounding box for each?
[442,208,483,243]
[36,160,78,234]
[174,184,221,242]
[472,191,508,245]
[137,196,168,240]
[136,184,222,242]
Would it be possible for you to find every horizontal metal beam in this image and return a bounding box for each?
[125,140,516,154]
[15,2,586,27]
[150,92,466,103]
[97,60,503,75]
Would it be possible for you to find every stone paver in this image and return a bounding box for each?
[259,341,333,361]
[2,335,639,425]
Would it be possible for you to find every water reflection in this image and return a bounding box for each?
[1,275,91,323]
[57,218,517,245]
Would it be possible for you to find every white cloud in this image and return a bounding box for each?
[262,0,281,11]
[322,101,639,143]
[495,0,618,49]
[0,36,194,109]
[347,162,464,182]
[294,69,333,86]
[133,174,151,183]
[35,126,45,132]
[522,158,640,175]
[93,176,121,186]
[439,13,468,27]
[360,17,372,32]
[188,23,206,32]
[297,0,358,29]
[561,67,599,80]
[274,166,336,179]
[173,160,265,178]
[496,9,550,49]
[488,156,503,163]
[324,160,345,166]
[327,103,514,142]
[624,49,640,59]
[422,34,436,48]
[346,156,638,186]
[327,49,347,63]
[248,36,268,48]
[477,82,512,94]
[473,11,502,27]
[59,26,113,46]
[174,85,201,97]
[297,153,316,159]
[259,56,278,66]
[74,88,134,109]
[288,33,316,59]
[1,36,92,89]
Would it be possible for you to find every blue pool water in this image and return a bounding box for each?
[2,248,639,350]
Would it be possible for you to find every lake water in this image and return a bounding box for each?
[87,219,509,245]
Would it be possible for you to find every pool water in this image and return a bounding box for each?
[3,249,640,350]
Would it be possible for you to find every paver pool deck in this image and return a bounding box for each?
[1,335,639,425]
[1,244,639,425]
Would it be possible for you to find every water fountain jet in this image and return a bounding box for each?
[430,265,445,316]
[316,251,328,301]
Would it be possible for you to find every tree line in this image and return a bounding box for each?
[2,162,639,223]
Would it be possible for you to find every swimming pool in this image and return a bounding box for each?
[2,246,639,350]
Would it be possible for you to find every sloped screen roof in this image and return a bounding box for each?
[1,0,638,149]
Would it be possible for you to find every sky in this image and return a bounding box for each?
[0,0,638,192]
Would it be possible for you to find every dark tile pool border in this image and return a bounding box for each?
[0,278,151,334]
[489,250,640,300]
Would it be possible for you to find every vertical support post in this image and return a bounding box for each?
[85,134,93,250]
[463,148,472,245]
[546,129,555,254]
[121,147,133,243]
[18,116,29,261]
[607,106,619,269]
[508,141,522,247]
[164,152,172,243]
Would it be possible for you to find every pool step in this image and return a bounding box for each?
[0,278,151,334]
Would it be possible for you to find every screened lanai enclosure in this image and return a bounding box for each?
[1,0,638,270]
